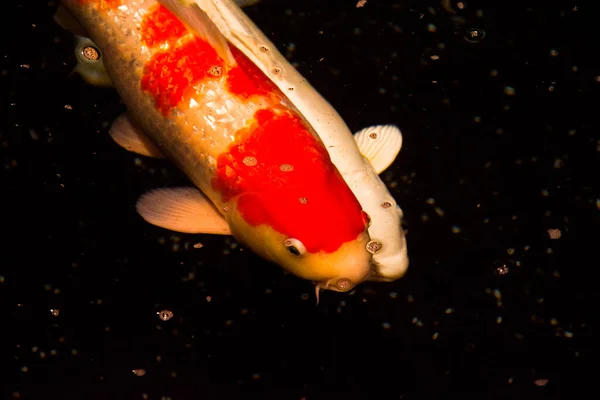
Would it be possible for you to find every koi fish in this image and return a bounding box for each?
[57,0,408,295]
[194,0,409,281]
[57,0,375,294]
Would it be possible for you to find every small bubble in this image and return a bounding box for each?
[427,23,437,32]
[242,156,257,166]
[463,27,485,43]
[82,46,100,61]
[208,65,223,76]
[366,240,382,254]
[157,310,174,321]
[451,226,461,233]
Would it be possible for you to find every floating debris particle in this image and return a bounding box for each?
[534,378,549,387]
[496,264,509,275]
[132,369,146,377]
[157,310,174,321]
[356,0,367,7]
[547,229,561,239]
[193,242,203,249]
[50,309,60,317]
[382,322,391,329]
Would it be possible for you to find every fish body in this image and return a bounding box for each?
[61,0,373,292]
[197,0,409,280]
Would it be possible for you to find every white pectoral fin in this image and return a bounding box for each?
[109,113,165,158]
[136,187,232,235]
[354,125,403,174]
[157,0,236,67]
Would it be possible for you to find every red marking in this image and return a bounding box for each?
[140,4,188,48]
[138,4,280,113]
[140,4,223,115]
[212,109,365,253]
[226,47,279,99]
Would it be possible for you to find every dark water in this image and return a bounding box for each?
[2,0,598,398]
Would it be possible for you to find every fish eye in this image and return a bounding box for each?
[283,238,306,257]
[361,211,372,228]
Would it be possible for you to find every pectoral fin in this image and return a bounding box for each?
[109,113,165,158]
[157,0,236,67]
[354,125,403,174]
[136,187,232,235]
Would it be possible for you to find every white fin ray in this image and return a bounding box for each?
[353,125,403,174]
[136,187,232,235]
[109,113,165,158]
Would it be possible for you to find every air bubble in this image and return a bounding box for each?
[242,156,257,166]
[366,240,382,254]
[82,46,100,61]
[463,27,485,43]
[157,310,174,321]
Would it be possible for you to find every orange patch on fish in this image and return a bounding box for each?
[141,37,223,114]
[140,4,189,47]
[212,109,365,253]
[226,47,279,99]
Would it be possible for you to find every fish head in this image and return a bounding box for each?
[224,185,373,293]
